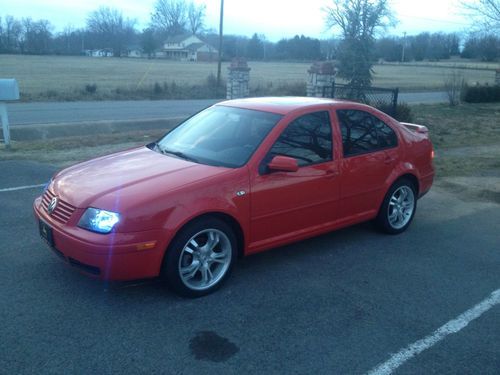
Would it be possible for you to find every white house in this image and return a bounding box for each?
[124,46,143,58]
[160,34,218,62]
[85,49,113,57]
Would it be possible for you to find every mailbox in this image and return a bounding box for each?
[0,78,19,148]
[0,79,20,101]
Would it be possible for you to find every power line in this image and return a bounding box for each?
[397,13,471,26]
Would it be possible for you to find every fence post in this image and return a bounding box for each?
[226,58,251,99]
[307,62,337,98]
[393,88,399,116]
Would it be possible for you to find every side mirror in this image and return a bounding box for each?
[268,155,299,173]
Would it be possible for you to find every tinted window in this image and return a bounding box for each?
[337,110,397,157]
[268,111,333,167]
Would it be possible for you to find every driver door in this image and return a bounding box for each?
[248,111,340,251]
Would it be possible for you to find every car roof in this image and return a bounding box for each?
[216,96,349,115]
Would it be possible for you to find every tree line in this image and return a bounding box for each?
[375,32,498,62]
[0,0,498,62]
[0,6,326,61]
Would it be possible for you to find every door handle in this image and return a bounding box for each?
[384,156,396,164]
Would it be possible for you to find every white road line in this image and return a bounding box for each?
[367,288,500,375]
[0,183,45,193]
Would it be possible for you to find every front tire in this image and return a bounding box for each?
[162,217,237,297]
[375,179,417,234]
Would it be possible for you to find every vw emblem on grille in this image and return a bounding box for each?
[47,197,58,214]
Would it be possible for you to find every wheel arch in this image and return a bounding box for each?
[378,172,420,215]
[395,173,420,195]
[166,211,246,259]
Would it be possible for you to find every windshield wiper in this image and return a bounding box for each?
[160,148,199,163]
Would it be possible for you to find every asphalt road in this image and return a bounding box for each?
[1,160,499,374]
[7,92,447,126]
[7,99,219,126]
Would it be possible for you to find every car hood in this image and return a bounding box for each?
[51,146,230,209]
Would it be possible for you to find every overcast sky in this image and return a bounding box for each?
[2,0,472,40]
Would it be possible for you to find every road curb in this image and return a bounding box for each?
[5,117,185,141]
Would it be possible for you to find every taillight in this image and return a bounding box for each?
[431,150,435,159]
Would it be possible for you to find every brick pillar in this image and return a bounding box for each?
[496,69,500,86]
[227,58,251,99]
[307,61,337,98]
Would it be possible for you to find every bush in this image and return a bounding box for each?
[206,73,218,88]
[443,71,465,107]
[85,84,97,94]
[153,82,163,95]
[377,103,414,123]
[250,82,306,97]
[461,85,500,103]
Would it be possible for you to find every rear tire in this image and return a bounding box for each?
[162,217,237,298]
[375,178,417,234]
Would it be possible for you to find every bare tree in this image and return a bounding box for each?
[324,0,395,87]
[86,7,136,56]
[0,15,23,52]
[444,70,465,107]
[20,18,53,54]
[187,2,206,35]
[52,26,86,55]
[151,0,187,37]
[461,0,500,31]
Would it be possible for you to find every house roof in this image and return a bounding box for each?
[126,44,142,51]
[165,33,198,44]
[185,43,205,52]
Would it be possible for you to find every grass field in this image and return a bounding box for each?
[1,54,498,101]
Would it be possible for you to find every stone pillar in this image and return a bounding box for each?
[496,69,500,86]
[307,61,337,98]
[227,58,251,99]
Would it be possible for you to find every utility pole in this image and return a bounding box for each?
[401,31,407,63]
[217,0,224,90]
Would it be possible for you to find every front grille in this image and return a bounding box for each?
[41,190,76,224]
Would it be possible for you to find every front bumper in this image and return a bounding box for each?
[33,197,168,281]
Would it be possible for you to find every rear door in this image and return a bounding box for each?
[334,109,399,220]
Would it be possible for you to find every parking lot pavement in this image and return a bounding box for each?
[1,160,499,375]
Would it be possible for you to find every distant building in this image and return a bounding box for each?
[159,34,218,62]
[84,49,114,57]
[124,45,143,58]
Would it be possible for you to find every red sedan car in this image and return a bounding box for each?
[34,97,434,297]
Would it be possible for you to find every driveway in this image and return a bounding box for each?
[0,160,498,374]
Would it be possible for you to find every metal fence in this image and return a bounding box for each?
[323,83,399,116]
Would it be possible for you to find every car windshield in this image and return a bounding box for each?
[155,105,283,168]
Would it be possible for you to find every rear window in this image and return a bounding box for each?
[337,110,397,157]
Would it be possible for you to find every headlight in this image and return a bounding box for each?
[78,208,120,234]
